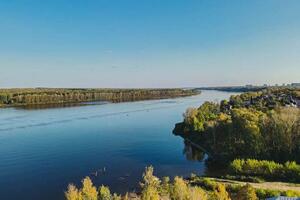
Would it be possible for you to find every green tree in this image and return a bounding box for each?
[231,108,265,156]
[98,185,111,200]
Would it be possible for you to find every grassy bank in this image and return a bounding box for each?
[190,176,300,199]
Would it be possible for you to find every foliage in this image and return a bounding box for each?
[213,184,231,200]
[236,184,258,200]
[65,166,300,200]
[65,184,82,200]
[140,166,160,200]
[222,175,264,183]
[111,193,121,200]
[65,177,98,200]
[0,88,199,106]
[81,177,98,200]
[229,159,300,182]
[98,185,111,200]
[170,176,190,200]
[189,186,207,200]
[160,176,171,198]
[190,176,300,199]
[180,88,300,163]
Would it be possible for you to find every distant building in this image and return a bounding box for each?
[266,197,300,200]
[296,99,300,107]
[291,83,300,87]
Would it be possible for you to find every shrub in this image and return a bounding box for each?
[214,184,231,200]
[189,186,207,200]
[65,184,82,200]
[98,185,111,200]
[236,184,258,200]
[171,176,190,200]
[140,166,160,200]
[229,159,300,182]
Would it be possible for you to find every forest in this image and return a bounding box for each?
[0,88,199,107]
[174,88,300,164]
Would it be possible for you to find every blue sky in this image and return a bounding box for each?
[1,0,300,88]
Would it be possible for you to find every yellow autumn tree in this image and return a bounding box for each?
[171,176,189,200]
[214,184,231,200]
[140,166,161,200]
[65,184,83,200]
[81,177,98,200]
[236,184,258,200]
[98,185,111,200]
[189,186,207,200]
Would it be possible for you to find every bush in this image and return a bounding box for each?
[98,185,111,200]
[283,190,300,197]
[213,184,231,200]
[236,184,258,200]
[189,186,207,200]
[140,166,160,200]
[229,159,300,182]
[223,175,264,183]
[171,176,190,200]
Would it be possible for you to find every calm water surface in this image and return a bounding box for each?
[0,90,236,200]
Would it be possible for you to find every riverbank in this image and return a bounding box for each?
[0,88,199,108]
[189,176,300,199]
[64,167,300,200]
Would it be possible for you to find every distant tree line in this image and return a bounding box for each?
[0,88,199,107]
[198,85,300,93]
[196,86,267,93]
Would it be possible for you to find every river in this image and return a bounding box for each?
[0,90,237,200]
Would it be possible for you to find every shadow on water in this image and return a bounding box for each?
[15,101,109,110]
[183,140,206,162]
[181,139,228,177]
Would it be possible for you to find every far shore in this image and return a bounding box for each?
[0,88,200,109]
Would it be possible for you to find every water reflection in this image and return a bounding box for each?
[183,140,207,161]
[16,101,108,110]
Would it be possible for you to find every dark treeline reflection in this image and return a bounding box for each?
[16,101,108,110]
[183,140,206,161]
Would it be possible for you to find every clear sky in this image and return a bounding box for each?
[1,0,300,88]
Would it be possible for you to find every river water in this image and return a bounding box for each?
[0,90,236,200]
